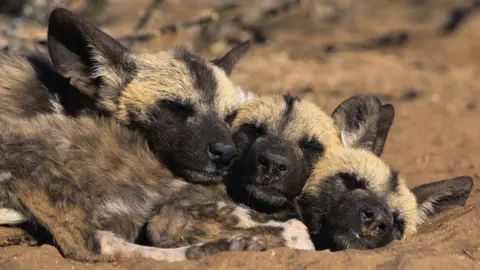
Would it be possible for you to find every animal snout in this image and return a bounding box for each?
[208,142,238,168]
[258,152,290,177]
[359,205,389,238]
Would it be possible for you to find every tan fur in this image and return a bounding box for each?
[0,113,314,261]
[302,147,420,237]
[100,50,239,123]
[211,65,241,118]
[0,54,59,118]
[232,95,343,153]
[89,45,136,93]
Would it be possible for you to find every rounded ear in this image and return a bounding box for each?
[211,40,252,76]
[331,95,395,156]
[47,8,136,101]
[412,176,473,223]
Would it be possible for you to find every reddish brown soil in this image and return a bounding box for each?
[0,1,479,269]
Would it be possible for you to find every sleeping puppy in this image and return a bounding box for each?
[224,94,394,214]
[294,95,473,250]
[0,113,314,262]
[0,96,470,262]
[224,94,472,251]
[105,137,473,258]
[0,8,252,185]
[144,94,472,252]
[296,147,473,250]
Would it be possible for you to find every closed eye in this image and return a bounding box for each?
[338,172,366,190]
[300,138,324,153]
[392,212,405,240]
[240,123,265,138]
[161,100,194,118]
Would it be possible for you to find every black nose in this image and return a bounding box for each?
[208,143,238,168]
[258,152,290,177]
[359,206,389,238]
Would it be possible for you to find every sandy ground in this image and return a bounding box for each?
[0,0,479,269]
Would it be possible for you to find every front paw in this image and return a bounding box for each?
[281,219,314,250]
[228,235,265,252]
[185,235,266,260]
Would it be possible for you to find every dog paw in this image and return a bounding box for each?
[94,230,129,255]
[185,235,265,260]
[281,219,314,250]
[228,235,266,252]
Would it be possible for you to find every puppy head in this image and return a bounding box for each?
[47,8,252,183]
[225,95,394,213]
[296,147,473,251]
[296,148,410,250]
[225,94,343,212]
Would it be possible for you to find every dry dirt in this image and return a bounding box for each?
[0,0,480,269]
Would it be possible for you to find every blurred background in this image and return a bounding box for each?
[0,2,480,268]
[0,0,479,183]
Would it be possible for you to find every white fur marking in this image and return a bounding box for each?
[0,208,27,225]
[235,87,255,104]
[170,180,188,191]
[88,44,130,88]
[0,172,12,183]
[95,230,188,262]
[228,204,258,228]
[223,204,314,250]
[103,198,134,215]
[216,201,228,208]
[102,187,160,220]
[49,94,65,115]
[341,131,357,148]
[418,199,435,224]
[265,219,315,250]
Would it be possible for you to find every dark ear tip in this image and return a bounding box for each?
[332,94,382,116]
[455,176,474,190]
[381,103,395,118]
[48,8,80,34]
[350,95,382,105]
[49,7,73,23]
[382,103,394,111]
[364,95,382,105]
[50,7,70,15]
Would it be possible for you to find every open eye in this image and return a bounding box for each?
[161,100,194,118]
[300,138,324,154]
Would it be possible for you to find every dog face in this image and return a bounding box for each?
[47,8,252,183]
[225,95,394,213]
[295,96,474,251]
[297,147,473,251]
[225,95,344,213]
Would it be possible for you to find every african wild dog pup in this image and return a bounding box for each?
[111,95,473,257]
[223,94,394,214]
[106,152,473,258]
[0,8,252,184]
[143,93,393,247]
[115,93,391,250]
[296,150,473,251]
[0,113,313,262]
[0,95,472,262]
[293,95,474,250]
